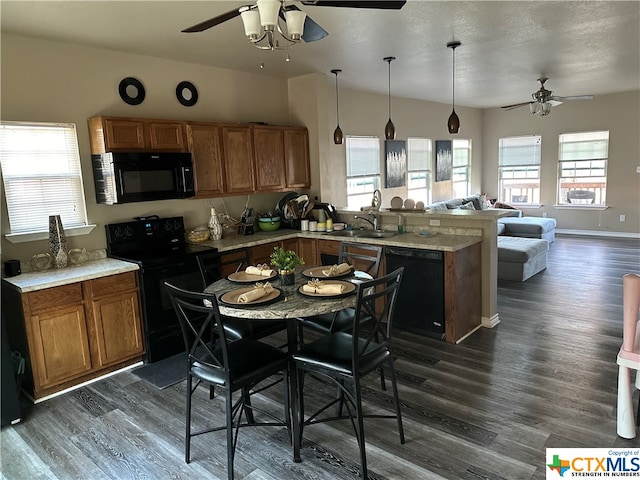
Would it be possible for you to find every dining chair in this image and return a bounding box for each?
[292,267,405,480]
[297,241,383,342]
[165,282,291,480]
[197,250,287,342]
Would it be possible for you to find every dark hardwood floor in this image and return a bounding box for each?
[2,235,640,479]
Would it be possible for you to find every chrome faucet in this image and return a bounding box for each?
[354,212,378,230]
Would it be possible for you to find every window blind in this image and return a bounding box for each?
[0,122,88,234]
[407,138,431,171]
[499,135,541,166]
[559,131,609,161]
[346,137,380,177]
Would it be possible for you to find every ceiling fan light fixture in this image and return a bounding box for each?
[331,68,343,145]
[447,40,461,135]
[384,56,396,140]
[285,10,306,39]
[240,9,261,39]
[257,0,280,30]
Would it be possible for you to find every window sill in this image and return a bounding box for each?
[4,224,97,244]
[513,204,542,209]
[553,205,608,211]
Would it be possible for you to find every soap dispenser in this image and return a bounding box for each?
[208,207,222,240]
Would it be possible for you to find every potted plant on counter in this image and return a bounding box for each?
[270,246,304,286]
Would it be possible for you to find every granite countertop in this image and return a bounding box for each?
[191,229,481,253]
[2,258,140,293]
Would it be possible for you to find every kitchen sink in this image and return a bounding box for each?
[357,230,397,238]
[326,230,361,237]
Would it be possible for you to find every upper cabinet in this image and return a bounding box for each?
[284,127,310,189]
[253,125,286,192]
[186,122,226,197]
[88,116,186,154]
[221,124,256,195]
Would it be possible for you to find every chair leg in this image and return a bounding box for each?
[294,368,305,460]
[298,324,305,345]
[636,391,640,427]
[353,377,368,480]
[226,387,235,480]
[185,374,193,463]
[335,380,345,416]
[379,366,387,391]
[242,387,255,424]
[387,358,405,444]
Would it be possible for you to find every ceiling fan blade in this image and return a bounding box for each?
[281,5,329,42]
[549,95,594,102]
[181,6,248,33]
[300,0,406,9]
[501,102,532,110]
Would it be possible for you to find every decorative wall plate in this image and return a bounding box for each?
[176,81,198,107]
[118,77,145,105]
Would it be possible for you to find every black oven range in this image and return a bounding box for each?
[106,216,220,363]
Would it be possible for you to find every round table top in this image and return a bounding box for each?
[204,267,370,320]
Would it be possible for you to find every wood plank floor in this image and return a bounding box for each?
[2,235,640,479]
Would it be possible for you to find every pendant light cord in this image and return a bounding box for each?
[387,58,392,119]
[452,47,455,110]
[335,72,340,124]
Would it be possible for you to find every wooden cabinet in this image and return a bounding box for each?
[88,116,186,154]
[2,272,144,400]
[248,241,281,266]
[298,238,318,266]
[284,127,310,188]
[282,237,299,254]
[221,124,255,195]
[186,122,226,197]
[219,250,250,277]
[253,126,286,192]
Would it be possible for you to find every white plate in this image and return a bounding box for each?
[404,198,416,209]
[390,196,404,209]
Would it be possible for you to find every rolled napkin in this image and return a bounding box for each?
[322,262,352,277]
[238,282,274,303]
[302,279,346,295]
[245,264,275,277]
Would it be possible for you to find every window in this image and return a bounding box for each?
[557,131,608,205]
[0,121,89,236]
[407,138,432,204]
[452,139,471,198]
[498,135,541,205]
[346,136,380,210]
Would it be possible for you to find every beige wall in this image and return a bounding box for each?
[482,91,640,235]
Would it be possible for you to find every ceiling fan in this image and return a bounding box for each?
[501,78,594,116]
[182,0,406,49]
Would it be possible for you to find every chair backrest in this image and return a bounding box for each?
[197,249,250,289]
[338,242,383,277]
[351,267,404,361]
[567,190,596,204]
[164,282,230,376]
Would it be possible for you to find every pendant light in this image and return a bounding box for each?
[383,56,396,140]
[447,41,461,134]
[331,69,343,145]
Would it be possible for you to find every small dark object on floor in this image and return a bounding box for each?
[132,352,187,389]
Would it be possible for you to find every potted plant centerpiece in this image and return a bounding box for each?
[270,246,304,286]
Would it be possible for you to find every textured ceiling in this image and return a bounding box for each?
[2,0,639,108]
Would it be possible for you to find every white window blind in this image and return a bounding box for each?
[499,135,541,166]
[0,122,89,234]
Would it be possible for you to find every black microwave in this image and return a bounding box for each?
[91,152,195,204]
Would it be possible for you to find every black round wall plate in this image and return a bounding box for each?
[118,77,145,105]
[176,81,198,107]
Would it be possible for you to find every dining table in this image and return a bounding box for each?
[204,265,371,463]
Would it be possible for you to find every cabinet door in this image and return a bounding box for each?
[29,304,93,390]
[253,126,286,191]
[249,241,280,266]
[147,121,186,151]
[284,128,310,188]
[298,238,318,266]
[186,123,226,197]
[282,238,299,254]
[90,291,144,368]
[103,118,145,150]
[221,125,255,194]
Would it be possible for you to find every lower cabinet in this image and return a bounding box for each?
[3,271,144,401]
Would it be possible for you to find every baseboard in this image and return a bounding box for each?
[482,313,500,328]
[556,229,640,239]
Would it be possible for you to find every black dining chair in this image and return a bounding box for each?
[292,267,405,480]
[297,242,383,343]
[197,250,287,342]
[165,282,291,480]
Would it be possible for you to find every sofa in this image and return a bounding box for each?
[428,194,523,217]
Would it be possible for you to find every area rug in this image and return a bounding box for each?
[132,352,187,389]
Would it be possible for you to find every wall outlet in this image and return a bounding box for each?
[429,219,440,226]
[620,214,626,222]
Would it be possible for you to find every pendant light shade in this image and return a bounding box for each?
[447,41,461,134]
[331,69,343,145]
[384,56,396,140]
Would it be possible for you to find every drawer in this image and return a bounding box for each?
[90,272,138,297]
[28,283,84,312]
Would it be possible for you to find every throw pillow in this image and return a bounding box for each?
[458,201,476,210]
[463,194,483,210]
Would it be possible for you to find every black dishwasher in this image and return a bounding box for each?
[385,246,445,340]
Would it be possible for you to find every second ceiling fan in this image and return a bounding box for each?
[182,0,406,48]
[501,78,594,116]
